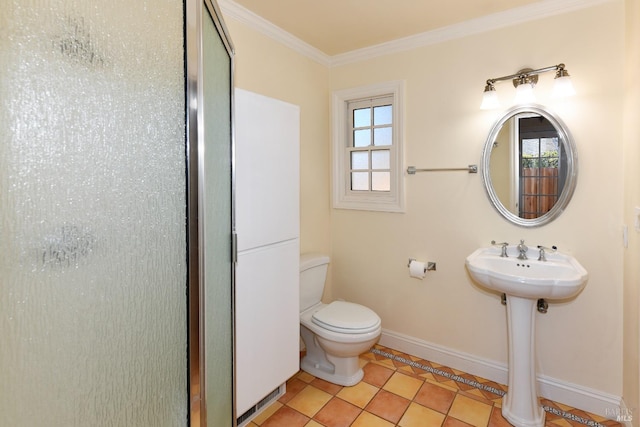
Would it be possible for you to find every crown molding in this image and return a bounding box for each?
[217,0,332,67]
[219,0,616,68]
[330,0,615,66]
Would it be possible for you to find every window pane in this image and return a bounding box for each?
[541,137,559,153]
[372,172,390,191]
[539,177,558,195]
[351,172,369,191]
[354,129,371,147]
[371,150,390,169]
[351,151,369,170]
[522,139,539,156]
[541,156,558,168]
[541,137,559,161]
[522,157,539,168]
[373,127,392,146]
[353,108,371,128]
[538,195,557,214]
[374,105,392,125]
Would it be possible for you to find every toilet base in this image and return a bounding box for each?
[300,354,364,386]
[299,324,373,386]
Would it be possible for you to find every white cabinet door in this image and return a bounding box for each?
[234,88,300,251]
[235,240,300,414]
[234,89,300,415]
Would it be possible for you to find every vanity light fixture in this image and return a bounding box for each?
[480,63,575,109]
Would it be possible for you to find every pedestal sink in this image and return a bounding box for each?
[465,243,588,427]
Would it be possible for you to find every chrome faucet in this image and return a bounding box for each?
[517,239,528,260]
[491,240,509,257]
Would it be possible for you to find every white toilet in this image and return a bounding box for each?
[299,253,381,386]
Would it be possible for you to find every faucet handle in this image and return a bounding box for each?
[536,245,557,262]
[536,245,557,251]
[491,240,509,257]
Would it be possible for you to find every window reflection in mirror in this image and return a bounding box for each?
[489,114,566,219]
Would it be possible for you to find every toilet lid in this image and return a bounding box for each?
[312,301,381,334]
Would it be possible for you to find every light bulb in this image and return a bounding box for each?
[480,84,500,110]
[553,75,576,97]
[481,90,500,110]
[514,83,535,104]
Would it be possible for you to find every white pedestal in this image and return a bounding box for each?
[502,295,545,427]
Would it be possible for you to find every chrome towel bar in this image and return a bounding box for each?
[407,165,478,174]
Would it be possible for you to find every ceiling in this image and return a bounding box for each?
[229,0,542,56]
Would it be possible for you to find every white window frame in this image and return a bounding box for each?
[332,81,405,212]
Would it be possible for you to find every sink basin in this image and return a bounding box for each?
[465,245,588,300]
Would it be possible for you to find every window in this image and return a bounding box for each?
[517,116,565,219]
[332,81,404,212]
[349,98,393,192]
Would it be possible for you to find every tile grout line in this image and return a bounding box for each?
[370,347,606,427]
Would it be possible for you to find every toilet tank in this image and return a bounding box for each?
[299,253,330,312]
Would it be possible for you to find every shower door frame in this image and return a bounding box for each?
[185,0,236,425]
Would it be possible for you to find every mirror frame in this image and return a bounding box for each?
[481,104,578,227]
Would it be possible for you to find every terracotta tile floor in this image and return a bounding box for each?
[246,344,622,427]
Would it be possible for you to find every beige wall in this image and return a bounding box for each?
[224,0,633,404]
[330,2,625,395]
[623,0,640,423]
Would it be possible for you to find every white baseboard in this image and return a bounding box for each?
[379,328,509,384]
[379,328,623,421]
[618,399,635,427]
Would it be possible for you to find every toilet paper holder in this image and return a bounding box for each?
[408,258,436,272]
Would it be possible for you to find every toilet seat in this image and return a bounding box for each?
[312,301,381,334]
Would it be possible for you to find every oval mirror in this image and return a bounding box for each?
[481,105,578,227]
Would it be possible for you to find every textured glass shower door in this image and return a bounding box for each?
[0,1,188,426]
